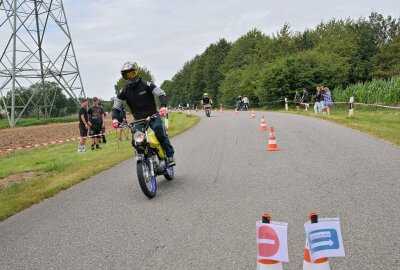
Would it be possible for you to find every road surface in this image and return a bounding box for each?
[1,111,399,269]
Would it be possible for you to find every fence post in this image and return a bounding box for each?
[349,96,354,117]
[285,98,288,111]
[186,103,191,117]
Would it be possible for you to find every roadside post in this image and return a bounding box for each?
[349,97,354,117]
[285,98,288,111]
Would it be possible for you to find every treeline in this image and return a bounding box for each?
[1,82,78,119]
[160,12,400,107]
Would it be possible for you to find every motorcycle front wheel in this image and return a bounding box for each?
[136,160,157,198]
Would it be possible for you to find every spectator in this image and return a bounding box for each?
[323,87,334,115]
[115,98,129,141]
[301,88,310,111]
[314,87,323,114]
[88,97,105,150]
[294,91,301,111]
[98,100,107,144]
[78,99,90,153]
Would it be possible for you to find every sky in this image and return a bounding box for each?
[61,0,400,100]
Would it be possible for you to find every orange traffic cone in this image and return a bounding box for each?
[251,110,256,119]
[266,127,280,151]
[303,212,331,270]
[257,213,284,270]
[260,116,268,131]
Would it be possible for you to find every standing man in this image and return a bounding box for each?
[301,88,309,111]
[78,98,90,153]
[112,61,175,166]
[294,91,301,111]
[98,100,107,144]
[314,86,323,114]
[88,97,105,150]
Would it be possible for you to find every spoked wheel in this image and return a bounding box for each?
[136,161,157,198]
[164,165,174,181]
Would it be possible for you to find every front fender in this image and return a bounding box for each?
[135,154,145,162]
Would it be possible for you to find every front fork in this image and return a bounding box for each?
[135,153,155,177]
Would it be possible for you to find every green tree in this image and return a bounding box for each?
[256,50,350,103]
[372,37,400,78]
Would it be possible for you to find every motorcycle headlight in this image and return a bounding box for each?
[133,131,145,143]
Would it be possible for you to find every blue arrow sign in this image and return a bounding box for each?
[308,229,339,252]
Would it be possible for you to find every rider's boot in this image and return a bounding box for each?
[167,156,176,167]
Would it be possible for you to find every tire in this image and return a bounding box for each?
[164,165,174,181]
[206,109,210,117]
[136,160,157,198]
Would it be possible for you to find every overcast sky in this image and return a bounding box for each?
[63,0,399,100]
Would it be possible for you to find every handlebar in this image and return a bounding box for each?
[131,113,159,125]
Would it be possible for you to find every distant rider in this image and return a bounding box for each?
[112,61,175,166]
[236,95,243,111]
[201,93,212,112]
[242,94,249,110]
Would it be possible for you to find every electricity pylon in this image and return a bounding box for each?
[0,0,85,127]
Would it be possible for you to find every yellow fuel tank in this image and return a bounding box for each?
[147,133,166,159]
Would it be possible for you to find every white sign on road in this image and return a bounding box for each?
[304,218,345,262]
[256,221,289,262]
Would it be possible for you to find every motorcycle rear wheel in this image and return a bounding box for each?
[137,160,157,198]
[164,165,174,181]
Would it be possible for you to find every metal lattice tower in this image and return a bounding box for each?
[0,0,85,127]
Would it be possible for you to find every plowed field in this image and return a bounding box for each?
[0,115,134,151]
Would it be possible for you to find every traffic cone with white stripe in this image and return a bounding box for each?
[257,213,284,270]
[266,126,280,151]
[251,110,256,119]
[260,116,268,131]
[303,212,330,270]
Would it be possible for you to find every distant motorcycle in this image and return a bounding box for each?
[204,104,212,117]
[236,101,248,111]
[131,113,174,198]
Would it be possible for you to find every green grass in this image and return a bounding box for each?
[281,105,400,146]
[0,113,200,221]
[0,116,78,129]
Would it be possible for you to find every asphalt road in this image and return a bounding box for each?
[1,111,399,270]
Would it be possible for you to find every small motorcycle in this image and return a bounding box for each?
[131,114,174,198]
[204,104,211,117]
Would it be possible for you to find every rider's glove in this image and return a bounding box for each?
[112,120,119,129]
[159,107,167,118]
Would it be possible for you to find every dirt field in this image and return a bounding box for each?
[0,115,134,151]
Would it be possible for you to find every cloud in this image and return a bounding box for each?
[59,0,400,99]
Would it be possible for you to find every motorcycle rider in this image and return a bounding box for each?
[201,93,212,112]
[235,95,243,111]
[112,61,175,166]
[242,94,249,110]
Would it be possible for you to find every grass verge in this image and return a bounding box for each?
[0,113,200,221]
[0,116,78,130]
[279,106,400,146]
